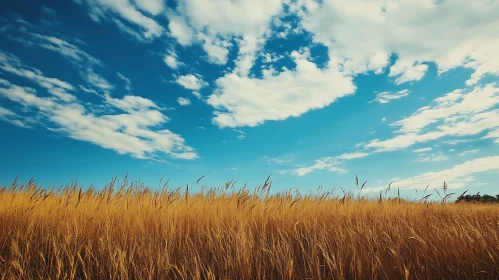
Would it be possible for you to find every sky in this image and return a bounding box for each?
[0,0,498,198]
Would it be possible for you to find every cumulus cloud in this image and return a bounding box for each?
[177,97,191,106]
[297,0,499,85]
[168,15,194,46]
[389,60,428,85]
[207,51,355,128]
[163,50,182,69]
[176,74,208,90]
[170,0,284,68]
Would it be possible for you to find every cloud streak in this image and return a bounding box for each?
[0,50,197,161]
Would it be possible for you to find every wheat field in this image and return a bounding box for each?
[0,176,498,280]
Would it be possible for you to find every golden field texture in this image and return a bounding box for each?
[0,176,498,280]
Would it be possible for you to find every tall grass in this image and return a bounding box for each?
[0,176,498,279]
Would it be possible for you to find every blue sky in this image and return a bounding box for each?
[0,0,498,197]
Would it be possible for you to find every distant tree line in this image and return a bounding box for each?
[456,191,499,203]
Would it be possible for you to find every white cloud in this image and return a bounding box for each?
[263,155,293,165]
[133,0,164,16]
[414,151,448,163]
[291,157,347,176]
[0,52,76,102]
[294,83,499,176]
[234,129,246,140]
[0,106,32,128]
[196,33,231,65]
[117,72,131,91]
[105,94,159,112]
[337,152,369,160]
[176,74,208,90]
[413,147,432,153]
[0,107,15,118]
[291,151,368,176]
[12,31,102,67]
[207,51,355,128]
[177,97,191,106]
[76,0,163,41]
[191,91,202,99]
[85,68,113,92]
[170,0,284,68]
[164,50,183,69]
[442,139,474,146]
[177,0,283,36]
[297,0,499,85]
[365,156,499,192]
[41,6,56,16]
[382,117,387,122]
[0,52,197,161]
[261,52,283,64]
[168,15,194,46]
[164,56,178,69]
[365,84,499,152]
[389,60,428,85]
[458,149,479,157]
[371,89,409,104]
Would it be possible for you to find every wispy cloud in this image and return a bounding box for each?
[414,151,448,163]
[370,89,410,104]
[0,51,76,102]
[75,0,164,41]
[0,50,196,161]
[364,84,499,153]
[364,156,499,192]
[292,83,499,176]
[291,157,348,176]
[117,72,131,92]
[4,21,102,68]
[458,149,479,157]
[263,155,294,165]
[413,147,432,153]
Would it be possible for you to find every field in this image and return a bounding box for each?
[0,176,498,279]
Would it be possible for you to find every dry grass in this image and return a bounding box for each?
[0,176,498,279]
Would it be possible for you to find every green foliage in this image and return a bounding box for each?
[456,192,499,203]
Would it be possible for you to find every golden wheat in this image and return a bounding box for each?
[0,176,498,279]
